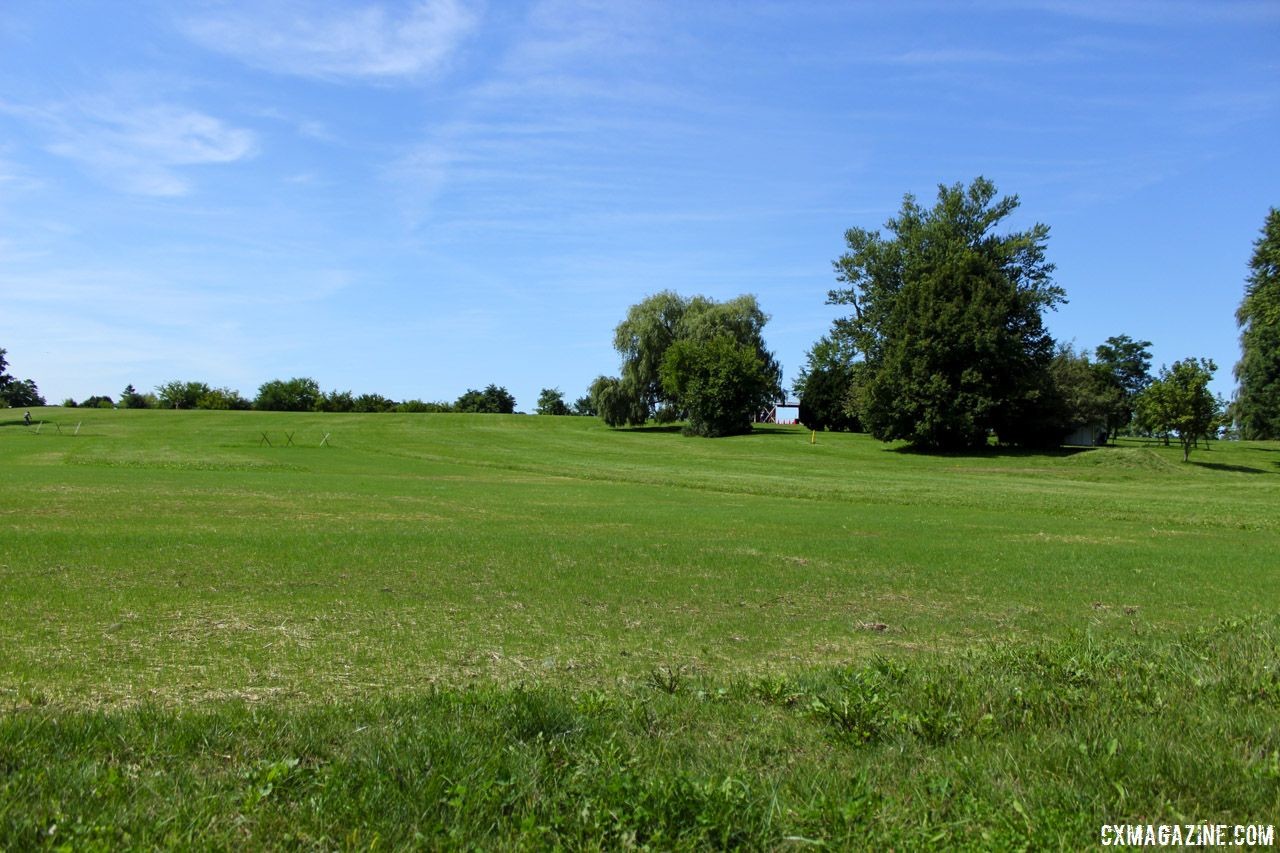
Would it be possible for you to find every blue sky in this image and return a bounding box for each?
[1,0,1276,408]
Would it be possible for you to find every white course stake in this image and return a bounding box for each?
[74,422,82,436]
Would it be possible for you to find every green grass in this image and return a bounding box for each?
[2,408,1278,847]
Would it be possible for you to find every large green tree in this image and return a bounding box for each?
[156,380,211,410]
[254,377,321,412]
[119,384,152,409]
[454,384,515,414]
[595,292,782,435]
[1049,344,1114,436]
[0,348,46,407]
[1137,358,1223,462]
[793,334,861,432]
[1094,334,1153,437]
[536,388,570,416]
[1234,208,1280,439]
[659,334,778,437]
[829,178,1065,450]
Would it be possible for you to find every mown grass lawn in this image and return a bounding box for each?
[2,408,1277,848]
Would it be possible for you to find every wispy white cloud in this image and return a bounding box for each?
[388,0,724,231]
[179,0,478,81]
[2,98,256,196]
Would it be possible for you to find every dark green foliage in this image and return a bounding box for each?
[119,384,151,409]
[536,388,570,416]
[1050,344,1117,433]
[1136,358,1223,462]
[4,379,45,407]
[0,348,46,407]
[612,290,688,416]
[254,377,321,412]
[659,334,775,437]
[830,178,1064,450]
[155,380,210,410]
[588,375,647,427]
[396,399,453,413]
[601,292,782,433]
[1094,334,1153,436]
[794,334,861,431]
[317,389,356,412]
[571,395,595,417]
[1235,208,1280,439]
[197,387,252,410]
[353,393,398,413]
[454,384,515,414]
[3,618,1278,849]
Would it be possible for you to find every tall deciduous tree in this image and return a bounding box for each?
[1094,334,1153,437]
[1234,208,1280,439]
[830,178,1065,449]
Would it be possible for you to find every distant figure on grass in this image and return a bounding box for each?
[23,410,31,426]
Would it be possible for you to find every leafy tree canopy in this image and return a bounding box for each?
[1234,208,1280,439]
[829,178,1065,450]
[354,393,398,413]
[156,380,211,410]
[0,347,46,408]
[120,384,152,409]
[254,377,320,412]
[1137,358,1223,462]
[1093,334,1153,436]
[199,387,251,411]
[536,388,570,416]
[794,334,861,432]
[1049,344,1117,433]
[455,384,515,414]
[596,292,782,435]
[659,334,778,437]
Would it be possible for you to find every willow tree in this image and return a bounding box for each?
[593,291,782,436]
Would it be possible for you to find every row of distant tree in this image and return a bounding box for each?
[788,184,1279,455]
[785,178,1240,456]
[60,378,599,417]
[8,184,1276,452]
[586,180,1277,455]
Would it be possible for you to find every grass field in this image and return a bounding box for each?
[2,408,1278,848]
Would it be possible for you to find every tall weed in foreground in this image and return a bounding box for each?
[3,616,1278,849]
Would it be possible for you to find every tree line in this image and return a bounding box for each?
[56,379,599,418]
[590,179,1276,456]
[5,188,1276,449]
[795,177,1233,454]
[62,379,525,415]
